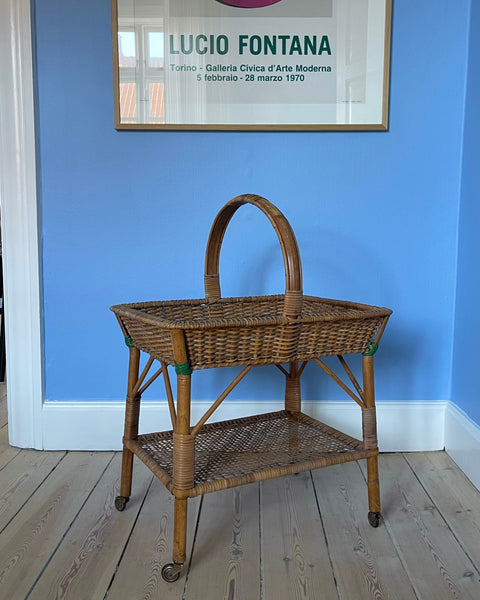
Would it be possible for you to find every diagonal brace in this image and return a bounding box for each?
[313,357,365,408]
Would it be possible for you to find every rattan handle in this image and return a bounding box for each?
[204,194,303,318]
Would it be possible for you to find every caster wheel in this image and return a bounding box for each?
[114,496,129,512]
[368,511,381,528]
[161,563,182,583]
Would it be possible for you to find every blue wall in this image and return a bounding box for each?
[452,1,480,424]
[34,1,470,405]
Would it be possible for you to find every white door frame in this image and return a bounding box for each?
[0,0,44,448]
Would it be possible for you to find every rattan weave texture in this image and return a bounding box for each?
[113,195,392,577]
[131,411,371,497]
[111,194,391,370]
[113,295,389,369]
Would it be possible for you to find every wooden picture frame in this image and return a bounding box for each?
[112,0,392,131]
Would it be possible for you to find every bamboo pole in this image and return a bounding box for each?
[191,365,252,436]
[131,355,155,398]
[119,346,141,499]
[313,357,364,408]
[337,355,365,405]
[171,329,193,566]
[285,361,301,413]
[161,361,177,428]
[137,365,164,396]
[362,354,381,519]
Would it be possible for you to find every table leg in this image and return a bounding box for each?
[115,347,140,511]
[362,354,381,527]
[163,342,194,581]
[285,361,301,413]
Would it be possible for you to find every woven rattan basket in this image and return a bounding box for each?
[111,194,392,583]
[111,194,391,369]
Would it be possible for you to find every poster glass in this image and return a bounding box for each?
[112,0,391,130]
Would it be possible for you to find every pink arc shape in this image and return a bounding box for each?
[217,0,282,7]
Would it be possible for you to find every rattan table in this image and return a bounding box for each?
[111,194,392,582]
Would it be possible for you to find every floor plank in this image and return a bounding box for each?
[0,424,21,471]
[27,454,153,600]
[313,460,418,600]
[404,451,480,574]
[372,453,480,600]
[0,451,114,600]
[0,386,7,429]
[107,475,201,600]
[0,448,66,533]
[2,382,480,600]
[260,472,338,600]
[185,483,261,600]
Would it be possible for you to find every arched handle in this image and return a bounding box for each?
[204,194,303,319]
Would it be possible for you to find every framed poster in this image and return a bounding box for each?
[112,0,392,130]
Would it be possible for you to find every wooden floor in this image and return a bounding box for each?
[1,386,480,599]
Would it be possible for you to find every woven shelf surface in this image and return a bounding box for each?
[133,411,372,497]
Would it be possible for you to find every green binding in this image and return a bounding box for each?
[125,336,134,348]
[363,342,379,356]
[175,361,193,375]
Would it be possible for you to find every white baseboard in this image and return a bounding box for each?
[40,399,447,453]
[445,403,480,491]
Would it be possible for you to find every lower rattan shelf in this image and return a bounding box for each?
[125,410,373,497]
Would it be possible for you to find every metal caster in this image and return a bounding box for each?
[114,496,129,511]
[161,563,182,583]
[368,511,381,528]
